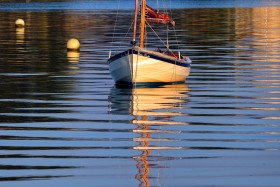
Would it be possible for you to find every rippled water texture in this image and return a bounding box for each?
[0,1,280,187]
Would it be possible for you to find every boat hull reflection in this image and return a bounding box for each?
[109,83,189,117]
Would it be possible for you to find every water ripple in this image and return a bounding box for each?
[0,4,280,187]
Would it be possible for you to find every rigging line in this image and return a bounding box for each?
[111,0,121,48]
[117,20,134,53]
[167,0,180,51]
[129,51,138,112]
[133,51,140,89]
[161,0,167,13]
[145,21,170,51]
[156,0,159,12]
[161,0,173,51]
[173,25,180,51]
[144,23,147,48]
[166,24,169,49]
[168,0,172,14]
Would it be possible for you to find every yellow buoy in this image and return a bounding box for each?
[67,38,80,51]
[15,19,25,28]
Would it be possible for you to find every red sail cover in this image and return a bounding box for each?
[145,5,175,26]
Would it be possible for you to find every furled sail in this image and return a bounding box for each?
[145,5,175,26]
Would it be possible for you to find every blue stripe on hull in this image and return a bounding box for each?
[107,50,131,64]
[115,80,186,88]
[107,48,190,68]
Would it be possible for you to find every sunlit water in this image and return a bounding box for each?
[0,1,280,187]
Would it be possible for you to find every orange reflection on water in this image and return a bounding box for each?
[130,84,189,187]
[133,116,150,187]
[234,7,280,63]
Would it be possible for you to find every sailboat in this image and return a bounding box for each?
[107,0,191,86]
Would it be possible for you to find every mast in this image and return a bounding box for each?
[139,0,146,48]
[132,0,138,45]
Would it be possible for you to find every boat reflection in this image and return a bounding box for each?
[109,84,189,118]
[109,84,189,187]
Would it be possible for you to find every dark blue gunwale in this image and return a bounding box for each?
[115,80,186,88]
[107,49,190,68]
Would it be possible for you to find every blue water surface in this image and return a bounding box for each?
[1,0,280,12]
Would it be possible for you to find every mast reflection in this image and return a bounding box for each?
[133,115,150,187]
[109,84,189,187]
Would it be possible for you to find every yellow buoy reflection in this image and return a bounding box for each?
[16,27,25,44]
[67,51,80,63]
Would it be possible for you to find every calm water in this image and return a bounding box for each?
[1,0,280,187]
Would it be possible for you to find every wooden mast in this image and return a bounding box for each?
[132,0,138,45]
[139,0,146,48]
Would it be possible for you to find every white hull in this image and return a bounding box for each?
[108,47,191,85]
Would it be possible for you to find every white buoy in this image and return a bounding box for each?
[15,19,25,28]
[67,38,80,51]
